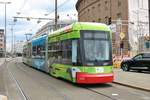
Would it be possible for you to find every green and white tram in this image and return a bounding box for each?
[48,22,113,84]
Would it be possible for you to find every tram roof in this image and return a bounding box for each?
[32,35,47,46]
[48,22,111,38]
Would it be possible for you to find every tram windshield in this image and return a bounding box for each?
[84,40,109,61]
[81,30,111,65]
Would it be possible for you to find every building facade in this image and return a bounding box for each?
[76,0,149,56]
[76,0,129,56]
[0,29,4,57]
[33,20,76,38]
[14,40,24,56]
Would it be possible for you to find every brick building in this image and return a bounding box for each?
[0,29,4,57]
[76,0,129,55]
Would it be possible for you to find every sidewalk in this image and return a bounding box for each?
[0,58,5,66]
[113,69,150,91]
[0,58,7,100]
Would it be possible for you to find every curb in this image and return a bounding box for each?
[0,95,7,100]
[113,81,150,92]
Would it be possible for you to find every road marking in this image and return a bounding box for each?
[112,93,119,96]
[0,95,7,100]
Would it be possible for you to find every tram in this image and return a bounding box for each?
[23,22,114,84]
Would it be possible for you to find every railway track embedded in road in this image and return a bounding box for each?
[14,60,71,100]
[6,61,29,100]
[112,81,150,93]
[83,87,117,100]
[9,59,150,100]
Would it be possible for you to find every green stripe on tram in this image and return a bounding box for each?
[48,22,112,43]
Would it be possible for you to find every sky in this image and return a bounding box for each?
[0,0,78,52]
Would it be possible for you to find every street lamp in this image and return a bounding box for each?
[0,1,11,62]
[9,23,15,55]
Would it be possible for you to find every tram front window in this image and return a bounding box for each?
[84,40,109,61]
[81,30,111,66]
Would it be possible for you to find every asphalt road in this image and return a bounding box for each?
[1,57,150,100]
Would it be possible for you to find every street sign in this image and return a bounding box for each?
[120,32,125,40]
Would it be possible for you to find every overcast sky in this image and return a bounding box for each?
[0,0,78,51]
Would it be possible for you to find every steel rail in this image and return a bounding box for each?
[15,60,70,100]
[6,61,29,100]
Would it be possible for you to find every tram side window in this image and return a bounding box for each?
[62,40,72,64]
[27,47,31,58]
[32,46,36,57]
[48,40,72,64]
[48,42,62,63]
[27,44,32,58]
[36,45,45,58]
[23,48,27,57]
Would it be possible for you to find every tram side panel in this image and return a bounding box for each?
[23,42,32,66]
[31,35,49,72]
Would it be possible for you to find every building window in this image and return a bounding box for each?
[118,0,121,7]
[105,1,108,5]
[105,1,108,10]
[117,13,121,19]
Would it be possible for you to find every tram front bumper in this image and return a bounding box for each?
[76,72,114,84]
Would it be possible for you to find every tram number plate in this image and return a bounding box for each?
[96,67,104,73]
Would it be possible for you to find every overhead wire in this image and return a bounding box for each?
[45,0,70,16]
[17,0,29,14]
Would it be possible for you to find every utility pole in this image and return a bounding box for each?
[148,0,150,36]
[55,0,58,30]
[0,2,11,62]
[9,23,15,55]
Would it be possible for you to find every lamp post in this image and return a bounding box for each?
[148,0,150,36]
[55,0,58,30]
[9,23,15,55]
[0,1,11,62]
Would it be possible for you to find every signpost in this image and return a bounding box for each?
[120,32,125,40]
[120,32,125,56]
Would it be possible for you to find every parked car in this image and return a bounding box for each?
[121,53,150,72]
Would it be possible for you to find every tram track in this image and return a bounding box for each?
[13,59,71,100]
[15,61,117,100]
[82,87,117,100]
[6,59,29,100]
[6,59,30,100]
[80,81,150,100]
[10,59,150,100]
[112,81,150,93]
[17,62,130,100]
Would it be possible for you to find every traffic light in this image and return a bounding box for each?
[108,17,111,25]
[26,17,30,21]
